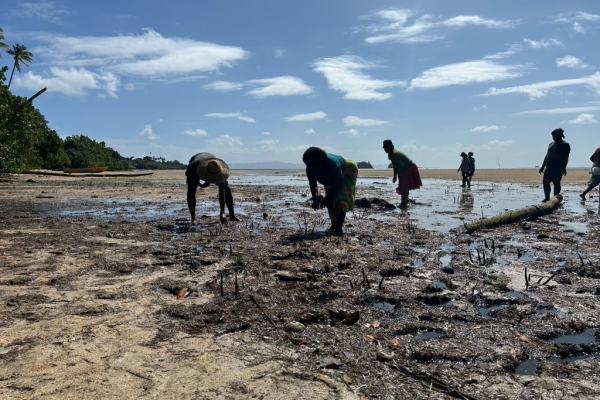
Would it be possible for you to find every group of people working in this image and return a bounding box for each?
[184,128,600,236]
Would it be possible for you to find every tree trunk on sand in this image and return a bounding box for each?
[462,194,563,234]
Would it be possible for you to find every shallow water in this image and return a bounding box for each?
[551,328,597,344]
[57,177,598,233]
[515,359,538,375]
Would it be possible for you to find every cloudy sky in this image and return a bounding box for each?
[1,0,599,168]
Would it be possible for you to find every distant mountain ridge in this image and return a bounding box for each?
[229,161,304,170]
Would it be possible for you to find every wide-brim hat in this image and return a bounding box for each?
[197,158,230,184]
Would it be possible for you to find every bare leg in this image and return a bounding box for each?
[580,181,600,199]
[542,179,551,202]
[553,179,561,196]
[217,183,227,223]
[400,191,409,209]
[187,184,197,223]
[224,183,239,221]
[334,212,346,236]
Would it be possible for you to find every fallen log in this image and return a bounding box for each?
[462,194,563,234]
[21,170,154,178]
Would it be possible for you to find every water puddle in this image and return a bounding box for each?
[561,221,588,234]
[439,255,452,267]
[413,259,425,267]
[414,331,444,341]
[373,302,396,312]
[507,291,526,300]
[433,280,447,290]
[478,305,508,317]
[551,328,596,344]
[515,359,538,375]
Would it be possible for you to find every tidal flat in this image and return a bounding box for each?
[0,170,598,399]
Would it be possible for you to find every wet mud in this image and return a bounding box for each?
[0,172,599,399]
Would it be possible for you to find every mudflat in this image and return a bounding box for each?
[0,170,598,399]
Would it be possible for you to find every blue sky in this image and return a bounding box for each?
[1,0,599,168]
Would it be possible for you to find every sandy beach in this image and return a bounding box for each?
[0,170,598,399]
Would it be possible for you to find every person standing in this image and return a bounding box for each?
[303,146,358,236]
[467,151,475,186]
[579,146,600,201]
[383,139,422,209]
[539,128,571,202]
[185,152,239,224]
[457,152,470,188]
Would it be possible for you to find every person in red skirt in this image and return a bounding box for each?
[383,139,422,209]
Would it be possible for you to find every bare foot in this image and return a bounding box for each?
[229,215,240,222]
[191,219,197,225]
[542,198,549,203]
[220,213,227,223]
[580,194,586,201]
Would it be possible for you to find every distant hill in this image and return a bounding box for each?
[229,161,304,170]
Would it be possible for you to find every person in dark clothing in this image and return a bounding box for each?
[539,128,571,202]
[185,153,239,224]
[467,151,475,186]
[457,152,470,188]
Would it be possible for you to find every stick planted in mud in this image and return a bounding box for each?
[220,273,224,296]
[235,271,239,300]
[249,294,277,329]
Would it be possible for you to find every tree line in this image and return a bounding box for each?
[0,27,184,173]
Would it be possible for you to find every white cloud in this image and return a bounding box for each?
[204,76,313,98]
[568,113,597,124]
[515,106,600,115]
[523,38,562,48]
[261,131,272,136]
[256,139,280,151]
[139,124,159,140]
[484,72,600,100]
[312,55,406,100]
[338,128,361,137]
[402,139,514,153]
[470,125,503,132]
[207,135,243,149]
[409,60,528,90]
[31,28,248,78]
[359,9,516,44]
[204,113,256,123]
[483,43,523,60]
[274,48,286,58]
[305,128,316,134]
[551,11,600,34]
[123,83,136,91]
[15,67,119,98]
[285,111,327,121]
[183,128,208,137]
[12,1,69,24]
[343,116,388,126]
[556,56,590,69]
[473,105,488,111]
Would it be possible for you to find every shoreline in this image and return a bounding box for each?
[19,168,594,184]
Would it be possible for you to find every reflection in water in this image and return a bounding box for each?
[459,192,474,212]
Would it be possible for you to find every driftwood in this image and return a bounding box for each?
[21,170,154,178]
[463,194,563,233]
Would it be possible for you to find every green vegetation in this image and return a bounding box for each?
[357,161,373,169]
[0,27,184,173]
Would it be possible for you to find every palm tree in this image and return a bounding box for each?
[7,43,33,89]
[0,27,9,55]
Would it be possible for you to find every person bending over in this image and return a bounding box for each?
[383,139,422,209]
[185,152,239,224]
[303,146,358,236]
[580,146,600,201]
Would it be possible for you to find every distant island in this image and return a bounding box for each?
[357,161,373,169]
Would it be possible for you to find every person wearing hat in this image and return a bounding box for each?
[383,140,422,209]
[467,151,475,186]
[302,146,358,236]
[539,128,571,202]
[185,152,239,224]
[457,152,470,188]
